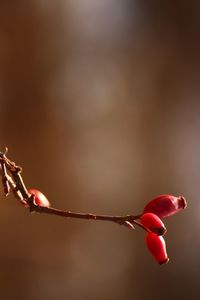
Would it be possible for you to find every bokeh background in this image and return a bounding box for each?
[0,1,199,299]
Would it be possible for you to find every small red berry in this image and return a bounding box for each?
[146,232,169,265]
[143,194,187,218]
[140,213,166,235]
[28,189,50,207]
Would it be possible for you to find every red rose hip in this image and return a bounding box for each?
[140,213,166,235]
[146,232,169,265]
[143,194,187,218]
[28,189,50,207]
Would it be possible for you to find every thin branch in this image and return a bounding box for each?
[0,149,145,231]
[29,205,141,224]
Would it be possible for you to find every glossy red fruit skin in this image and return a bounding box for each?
[146,232,169,265]
[140,213,166,235]
[143,194,187,218]
[28,189,50,207]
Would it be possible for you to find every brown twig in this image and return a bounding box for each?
[0,149,146,231]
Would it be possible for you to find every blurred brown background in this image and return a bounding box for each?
[0,1,199,299]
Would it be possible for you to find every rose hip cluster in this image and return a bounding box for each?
[26,189,187,265]
[0,150,188,268]
[140,194,187,265]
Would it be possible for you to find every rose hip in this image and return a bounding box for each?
[146,232,169,265]
[28,189,50,207]
[143,194,187,218]
[140,213,166,235]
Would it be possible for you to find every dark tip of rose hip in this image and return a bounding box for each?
[159,257,169,265]
[150,227,167,236]
[157,227,167,236]
[178,196,187,209]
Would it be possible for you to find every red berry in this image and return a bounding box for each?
[28,189,50,207]
[143,194,187,218]
[140,213,166,235]
[146,232,169,265]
